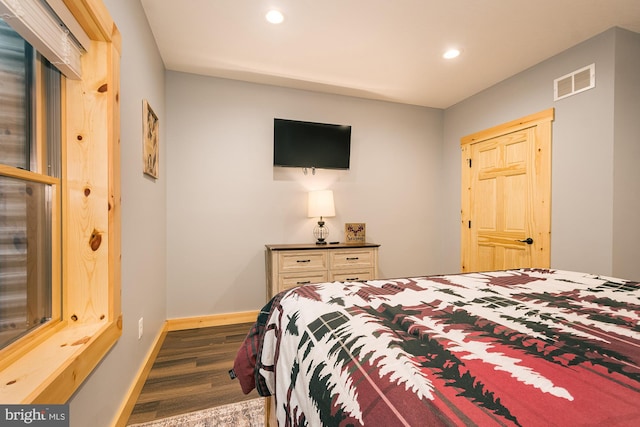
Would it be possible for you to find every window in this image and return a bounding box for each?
[0,17,61,352]
[0,0,121,404]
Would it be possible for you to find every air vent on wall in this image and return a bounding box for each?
[554,64,595,101]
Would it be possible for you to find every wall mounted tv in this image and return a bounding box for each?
[273,118,351,170]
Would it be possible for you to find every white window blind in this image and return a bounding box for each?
[0,0,87,79]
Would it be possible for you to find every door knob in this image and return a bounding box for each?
[517,237,534,244]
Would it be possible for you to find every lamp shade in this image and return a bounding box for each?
[308,190,335,218]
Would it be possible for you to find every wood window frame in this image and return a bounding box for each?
[0,0,121,403]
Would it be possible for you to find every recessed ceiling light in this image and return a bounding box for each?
[266,9,284,24]
[443,49,461,59]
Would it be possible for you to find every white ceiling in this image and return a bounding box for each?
[140,0,640,109]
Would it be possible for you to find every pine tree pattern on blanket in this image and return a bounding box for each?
[243,269,640,426]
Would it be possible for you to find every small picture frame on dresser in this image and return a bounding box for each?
[345,223,366,244]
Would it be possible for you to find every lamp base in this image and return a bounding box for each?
[313,220,329,245]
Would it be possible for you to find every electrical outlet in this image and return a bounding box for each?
[138,317,143,340]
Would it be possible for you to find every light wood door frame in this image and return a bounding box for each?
[460,108,554,272]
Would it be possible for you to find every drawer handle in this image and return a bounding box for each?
[346,257,359,261]
[297,281,311,285]
[346,277,359,281]
[296,259,311,263]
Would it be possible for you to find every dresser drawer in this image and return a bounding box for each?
[330,269,375,282]
[279,251,327,272]
[330,249,375,270]
[279,271,329,291]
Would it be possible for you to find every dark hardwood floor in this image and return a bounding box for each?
[126,322,260,425]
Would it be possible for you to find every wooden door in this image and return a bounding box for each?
[461,109,553,272]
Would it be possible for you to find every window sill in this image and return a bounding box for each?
[0,317,121,403]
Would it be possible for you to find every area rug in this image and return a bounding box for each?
[129,398,265,427]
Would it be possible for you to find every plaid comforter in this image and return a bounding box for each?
[235,269,640,426]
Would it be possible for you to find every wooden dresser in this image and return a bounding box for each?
[265,243,380,299]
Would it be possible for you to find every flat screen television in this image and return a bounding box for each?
[273,118,351,170]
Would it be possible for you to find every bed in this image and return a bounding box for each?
[233,269,640,426]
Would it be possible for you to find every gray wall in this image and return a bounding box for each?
[165,26,640,320]
[613,29,640,280]
[165,73,444,318]
[442,28,639,278]
[68,0,167,425]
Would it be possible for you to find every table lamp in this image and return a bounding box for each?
[308,190,335,245]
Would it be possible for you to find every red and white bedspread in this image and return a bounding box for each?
[234,269,640,426]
